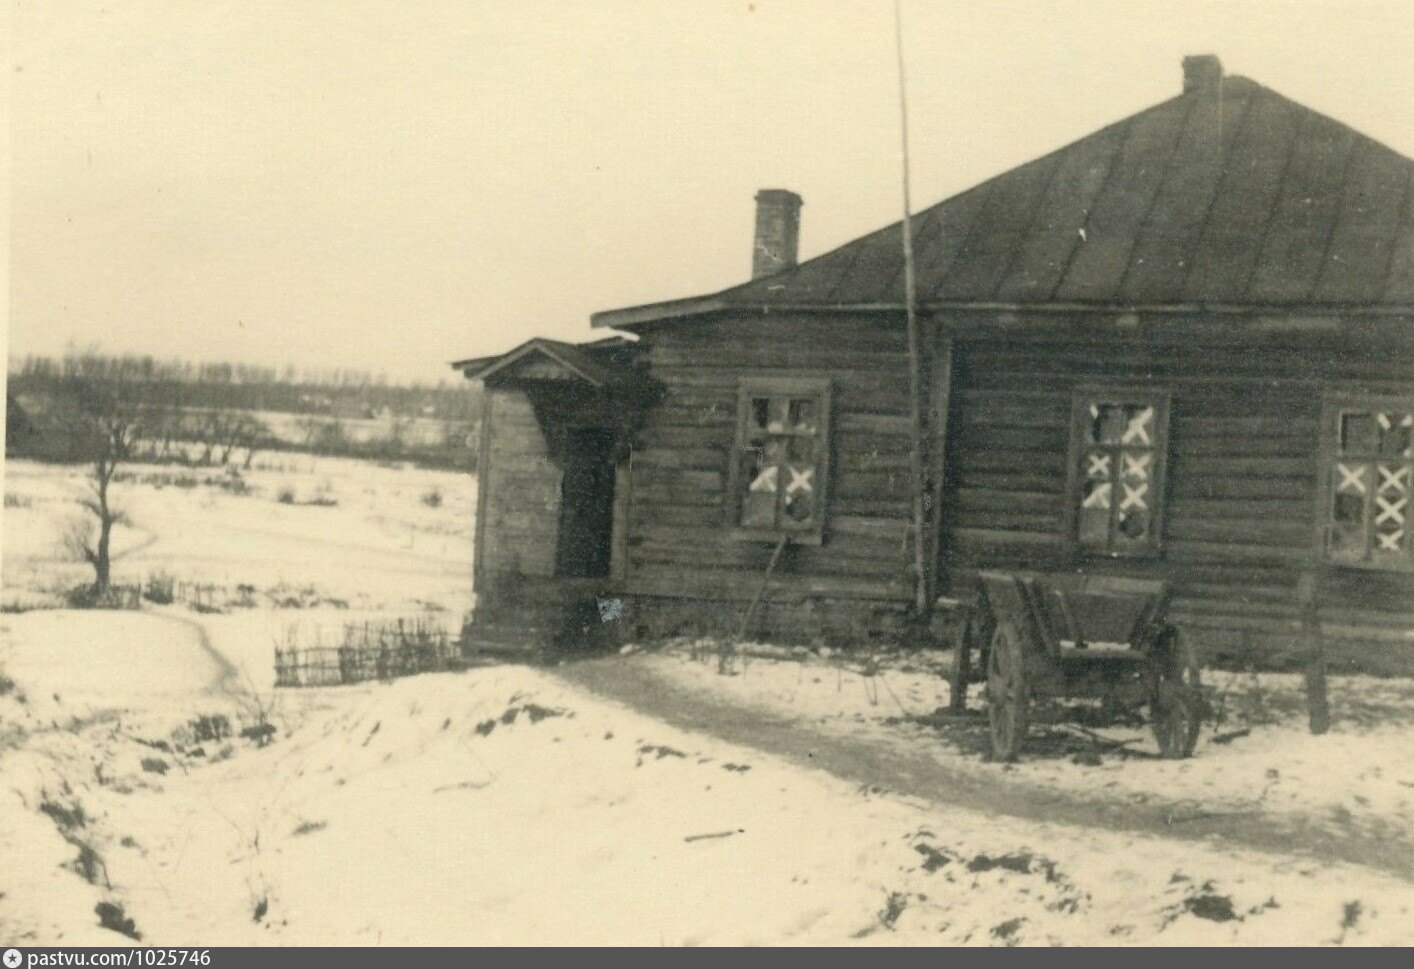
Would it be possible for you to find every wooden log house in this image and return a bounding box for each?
[456,57,1414,674]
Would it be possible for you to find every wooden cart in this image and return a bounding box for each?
[948,570,1203,761]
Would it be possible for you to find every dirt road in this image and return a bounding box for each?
[554,655,1414,880]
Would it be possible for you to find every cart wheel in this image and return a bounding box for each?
[987,621,1029,761]
[1151,629,1202,759]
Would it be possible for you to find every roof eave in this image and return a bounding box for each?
[594,297,1414,329]
[591,295,732,330]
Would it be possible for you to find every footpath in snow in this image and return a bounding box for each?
[560,645,1414,878]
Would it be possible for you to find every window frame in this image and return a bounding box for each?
[1064,385,1172,560]
[726,377,832,545]
[1316,390,1414,573]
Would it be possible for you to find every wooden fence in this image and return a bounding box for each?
[274,618,456,687]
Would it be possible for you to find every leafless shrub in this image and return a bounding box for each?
[63,580,142,611]
[305,481,338,507]
[95,901,141,940]
[143,571,176,604]
[230,669,280,747]
[1207,670,1286,730]
[39,794,112,890]
[189,712,233,743]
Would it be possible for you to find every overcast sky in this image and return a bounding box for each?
[7,0,1414,384]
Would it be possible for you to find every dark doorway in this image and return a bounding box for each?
[555,428,617,578]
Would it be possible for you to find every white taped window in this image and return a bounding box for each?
[732,380,830,542]
[1327,403,1413,568]
[1071,392,1168,557]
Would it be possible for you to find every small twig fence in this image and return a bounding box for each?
[274,618,455,687]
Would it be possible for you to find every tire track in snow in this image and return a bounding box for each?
[555,656,1414,882]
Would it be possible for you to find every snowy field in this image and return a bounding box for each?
[2,456,1412,945]
[2,455,474,618]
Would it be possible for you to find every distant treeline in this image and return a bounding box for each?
[11,352,482,422]
[9,351,483,470]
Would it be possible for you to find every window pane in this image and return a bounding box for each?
[1378,413,1413,457]
[1083,450,1112,483]
[741,493,776,527]
[1081,478,1112,509]
[1079,505,1111,547]
[1330,489,1367,558]
[1120,449,1151,483]
[789,398,817,432]
[1088,404,1125,444]
[783,461,815,510]
[1335,461,1368,496]
[766,399,789,433]
[740,448,778,527]
[784,488,814,524]
[750,398,770,433]
[787,436,815,463]
[1122,405,1155,446]
[1116,507,1150,542]
[1341,412,1376,454]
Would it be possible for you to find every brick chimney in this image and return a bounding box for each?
[1182,54,1223,93]
[752,189,803,279]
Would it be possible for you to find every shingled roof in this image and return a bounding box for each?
[595,69,1414,328]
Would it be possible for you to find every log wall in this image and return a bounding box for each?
[618,314,919,641]
[940,313,1414,675]
[472,307,1414,671]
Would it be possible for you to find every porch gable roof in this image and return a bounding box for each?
[452,337,637,389]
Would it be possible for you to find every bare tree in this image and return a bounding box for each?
[142,396,188,464]
[295,414,324,449]
[235,414,271,469]
[385,411,412,454]
[216,414,242,465]
[52,378,146,597]
[194,409,228,466]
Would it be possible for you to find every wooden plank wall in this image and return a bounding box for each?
[941,323,1414,674]
[464,306,1414,668]
[622,314,918,613]
[478,388,560,582]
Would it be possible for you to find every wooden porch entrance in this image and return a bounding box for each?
[555,428,617,579]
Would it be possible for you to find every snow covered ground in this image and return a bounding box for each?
[629,643,1414,852]
[3,617,1410,946]
[2,456,1412,945]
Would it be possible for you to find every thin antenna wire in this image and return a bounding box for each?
[895,0,929,614]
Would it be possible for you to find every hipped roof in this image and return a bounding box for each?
[594,74,1414,329]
